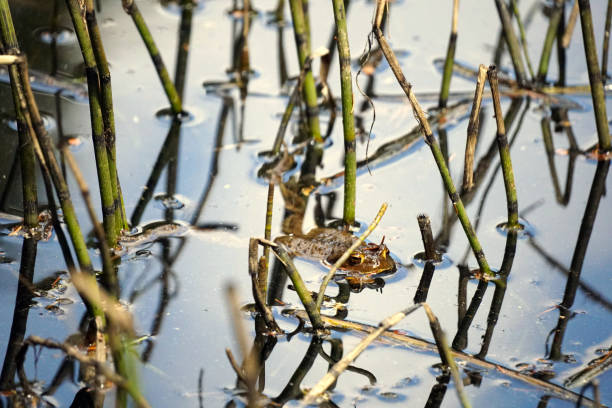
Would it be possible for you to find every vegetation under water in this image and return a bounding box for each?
[0,0,611,407]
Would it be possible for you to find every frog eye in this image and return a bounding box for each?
[348,252,365,265]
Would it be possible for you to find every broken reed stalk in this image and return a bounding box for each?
[373,1,493,278]
[487,66,519,229]
[0,3,37,229]
[509,0,534,80]
[493,0,527,86]
[271,244,325,331]
[602,0,612,81]
[17,336,150,408]
[331,0,356,226]
[288,0,322,143]
[302,304,470,408]
[537,0,564,84]
[316,202,388,310]
[417,214,440,262]
[66,0,117,247]
[62,147,117,295]
[438,0,459,109]
[462,64,486,191]
[577,0,612,152]
[562,0,580,49]
[85,0,126,233]
[121,0,182,115]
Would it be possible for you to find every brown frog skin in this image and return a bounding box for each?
[274,227,396,275]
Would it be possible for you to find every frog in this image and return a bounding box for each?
[117,220,188,252]
[274,227,396,278]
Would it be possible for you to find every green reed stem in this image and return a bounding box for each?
[487,67,519,228]
[122,0,182,115]
[18,60,94,275]
[509,0,535,80]
[66,0,117,246]
[602,0,612,82]
[302,0,311,51]
[272,244,324,331]
[537,0,563,84]
[288,0,322,143]
[10,71,37,229]
[438,0,458,109]
[14,62,107,324]
[174,0,193,100]
[0,3,37,229]
[578,0,612,152]
[62,147,116,295]
[331,0,356,226]
[85,0,126,233]
[494,0,527,86]
[373,1,492,278]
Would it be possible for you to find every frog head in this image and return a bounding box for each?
[338,238,396,275]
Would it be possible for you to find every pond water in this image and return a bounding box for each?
[0,0,611,407]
